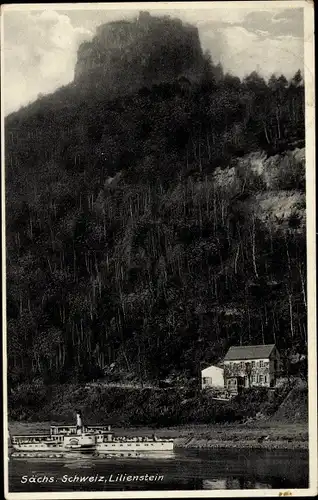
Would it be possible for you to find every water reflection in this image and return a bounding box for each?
[9,448,308,492]
[203,479,271,489]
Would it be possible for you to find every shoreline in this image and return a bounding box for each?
[174,437,308,450]
[8,421,308,451]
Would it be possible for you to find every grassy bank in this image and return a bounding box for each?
[173,421,308,450]
[8,382,308,427]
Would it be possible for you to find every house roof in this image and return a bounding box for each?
[224,344,276,361]
[201,365,223,375]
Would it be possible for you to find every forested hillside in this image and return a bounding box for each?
[5,14,306,388]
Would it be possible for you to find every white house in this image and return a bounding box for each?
[201,365,224,390]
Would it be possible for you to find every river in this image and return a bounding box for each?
[8,448,308,492]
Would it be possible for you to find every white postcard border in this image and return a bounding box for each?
[2,1,316,498]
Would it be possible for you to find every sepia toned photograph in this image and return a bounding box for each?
[2,2,316,498]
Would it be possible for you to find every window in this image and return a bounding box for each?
[264,375,267,384]
[252,375,256,383]
[260,360,265,368]
[259,374,263,383]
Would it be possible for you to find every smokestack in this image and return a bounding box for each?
[76,411,83,434]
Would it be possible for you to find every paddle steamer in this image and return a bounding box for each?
[10,412,174,455]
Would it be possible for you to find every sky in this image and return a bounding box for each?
[2,4,304,115]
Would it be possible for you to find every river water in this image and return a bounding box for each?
[8,448,308,492]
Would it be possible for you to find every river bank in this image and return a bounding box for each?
[8,421,308,451]
[8,382,308,427]
[174,437,308,450]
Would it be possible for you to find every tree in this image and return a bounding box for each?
[290,69,303,88]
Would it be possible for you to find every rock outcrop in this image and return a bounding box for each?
[74,11,205,95]
[212,148,306,231]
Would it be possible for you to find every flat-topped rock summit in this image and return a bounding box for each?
[74,11,205,94]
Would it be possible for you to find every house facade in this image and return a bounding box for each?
[201,365,224,390]
[223,344,281,393]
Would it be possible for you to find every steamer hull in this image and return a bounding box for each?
[12,439,174,454]
[96,441,174,453]
[12,443,64,452]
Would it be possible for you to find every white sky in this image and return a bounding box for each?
[2,5,304,115]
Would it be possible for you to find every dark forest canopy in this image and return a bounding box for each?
[5,40,305,387]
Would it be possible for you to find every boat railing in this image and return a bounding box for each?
[85,426,112,433]
[50,425,111,435]
[50,426,77,435]
[11,434,52,443]
[110,436,174,443]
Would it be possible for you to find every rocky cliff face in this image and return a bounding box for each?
[74,12,205,94]
[212,148,306,232]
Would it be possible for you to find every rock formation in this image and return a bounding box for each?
[74,12,205,95]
